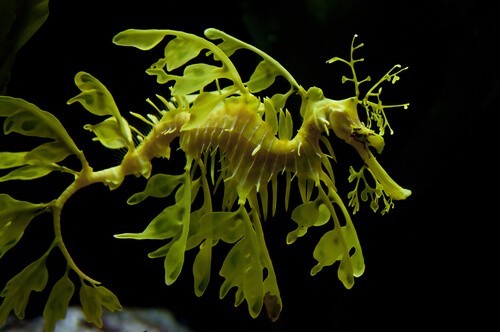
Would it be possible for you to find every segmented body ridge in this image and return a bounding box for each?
[135,97,329,211]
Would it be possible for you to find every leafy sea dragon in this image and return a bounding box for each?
[0,29,410,329]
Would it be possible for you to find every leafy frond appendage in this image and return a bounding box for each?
[327,35,409,137]
[348,165,394,215]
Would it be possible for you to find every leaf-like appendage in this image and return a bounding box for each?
[219,236,264,318]
[68,72,119,118]
[24,142,72,164]
[311,229,348,281]
[246,60,280,93]
[117,201,184,240]
[0,163,60,182]
[263,98,278,135]
[0,152,26,169]
[0,255,48,324]
[116,29,242,98]
[174,64,227,96]
[163,231,189,285]
[287,200,330,244]
[83,117,129,149]
[193,239,213,297]
[0,194,44,258]
[0,97,82,181]
[112,29,171,51]
[310,213,364,289]
[164,36,205,71]
[278,109,293,141]
[191,197,239,296]
[4,109,58,138]
[286,187,365,290]
[348,165,398,215]
[199,210,245,243]
[127,173,184,205]
[43,272,74,332]
[79,283,122,328]
[0,96,81,158]
[68,72,133,149]
[117,171,194,285]
[270,91,293,113]
[215,207,273,319]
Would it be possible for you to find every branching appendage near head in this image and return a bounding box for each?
[0,29,411,329]
[322,35,412,211]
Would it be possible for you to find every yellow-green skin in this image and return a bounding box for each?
[120,88,410,204]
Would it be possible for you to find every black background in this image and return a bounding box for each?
[1,0,496,331]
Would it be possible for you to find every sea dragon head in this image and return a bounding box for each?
[302,35,411,212]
